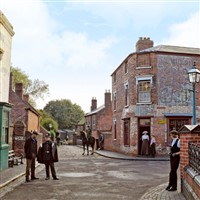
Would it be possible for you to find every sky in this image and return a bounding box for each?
[1,0,200,113]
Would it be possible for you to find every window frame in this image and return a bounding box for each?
[124,81,129,107]
[123,118,130,146]
[136,76,153,103]
[113,91,117,111]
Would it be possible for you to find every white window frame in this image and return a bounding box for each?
[135,76,153,104]
[124,81,129,107]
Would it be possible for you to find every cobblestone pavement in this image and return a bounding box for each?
[0,145,186,200]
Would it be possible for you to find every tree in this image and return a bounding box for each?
[11,67,49,106]
[44,99,84,129]
[38,110,58,131]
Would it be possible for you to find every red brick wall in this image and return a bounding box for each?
[9,81,40,154]
[184,173,200,199]
[111,47,200,155]
[179,132,200,178]
[179,127,200,199]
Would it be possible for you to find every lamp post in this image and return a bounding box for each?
[187,62,200,125]
[49,123,52,131]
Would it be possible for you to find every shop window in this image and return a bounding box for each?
[169,118,190,132]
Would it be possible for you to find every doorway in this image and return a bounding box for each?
[138,118,151,155]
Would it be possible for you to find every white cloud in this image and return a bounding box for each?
[1,0,117,112]
[1,1,199,112]
[162,12,200,48]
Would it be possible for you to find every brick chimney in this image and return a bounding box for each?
[23,94,29,102]
[15,83,23,99]
[91,97,97,111]
[104,90,111,108]
[136,37,153,51]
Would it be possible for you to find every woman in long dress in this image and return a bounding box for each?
[141,131,149,155]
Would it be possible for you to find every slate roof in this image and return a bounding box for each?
[85,105,105,116]
[140,45,200,55]
[111,44,200,75]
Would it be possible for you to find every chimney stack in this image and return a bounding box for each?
[91,97,97,111]
[105,90,111,108]
[15,83,23,99]
[23,94,29,102]
[136,37,153,52]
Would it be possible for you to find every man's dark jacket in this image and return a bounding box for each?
[24,137,38,159]
[37,141,58,164]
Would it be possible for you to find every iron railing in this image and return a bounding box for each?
[188,142,200,174]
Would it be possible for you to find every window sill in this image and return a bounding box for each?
[136,102,152,105]
[136,66,152,69]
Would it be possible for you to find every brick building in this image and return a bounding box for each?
[85,90,112,149]
[110,37,200,155]
[9,73,41,156]
[0,10,14,170]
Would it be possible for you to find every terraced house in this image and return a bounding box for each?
[110,37,200,155]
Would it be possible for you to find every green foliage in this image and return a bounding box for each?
[44,99,85,129]
[11,66,49,106]
[38,109,58,131]
[40,117,58,133]
[11,67,30,90]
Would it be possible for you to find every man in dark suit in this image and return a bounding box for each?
[37,133,59,180]
[166,129,180,191]
[24,130,39,182]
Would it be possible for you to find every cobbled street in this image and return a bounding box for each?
[1,145,170,200]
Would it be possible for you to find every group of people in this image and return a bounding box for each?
[140,131,156,157]
[141,129,180,192]
[24,131,59,182]
[24,127,180,192]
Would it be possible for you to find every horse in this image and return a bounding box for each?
[80,131,96,155]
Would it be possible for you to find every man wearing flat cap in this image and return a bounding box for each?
[37,133,59,180]
[166,129,180,191]
[24,130,39,182]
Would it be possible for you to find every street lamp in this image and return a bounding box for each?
[49,123,52,131]
[187,62,200,125]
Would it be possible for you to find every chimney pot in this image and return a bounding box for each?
[136,37,153,52]
[105,90,111,108]
[91,97,97,111]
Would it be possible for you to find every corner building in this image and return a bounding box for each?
[110,37,200,155]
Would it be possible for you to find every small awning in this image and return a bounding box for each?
[164,113,192,117]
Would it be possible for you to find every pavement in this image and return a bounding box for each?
[0,147,186,200]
